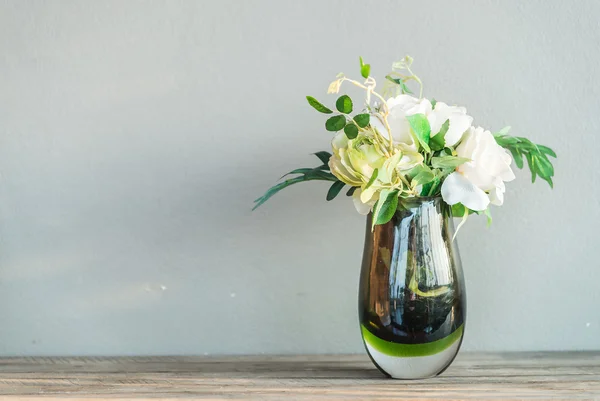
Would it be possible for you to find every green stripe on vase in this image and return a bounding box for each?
[361,324,464,357]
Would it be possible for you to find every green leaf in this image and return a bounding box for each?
[364,168,379,190]
[496,126,511,136]
[353,113,370,128]
[398,80,412,94]
[336,95,353,114]
[412,170,435,186]
[360,57,371,78]
[430,133,446,152]
[484,208,493,227]
[372,189,399,228]
[313,151,332,165]
[281,168,314,178]
[525,153,537,183]
[431,99,437,109]
[451,203,466,218]
[325,115,347,132]
[508,148,524,169]
[406,114,431,152]
[384,75,412,94]
[343,123,358,139]
[346,187,357,196]
[421,176,440,197]
[431,156,471,169]
[253,169,338,211]
[326,181,345,201]
[538,145,557,158]
[306,96,333,114]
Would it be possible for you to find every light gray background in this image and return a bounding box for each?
[0,0,598,356]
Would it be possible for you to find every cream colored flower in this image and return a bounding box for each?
[329,130,423,214]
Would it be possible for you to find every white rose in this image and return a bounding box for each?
[427,102,473,147]
[371,95,432,149]
[441,126,515,211]
[371,96,472,149]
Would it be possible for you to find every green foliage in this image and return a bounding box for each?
[253,163,338,210]
[451,203,466,218]
[385,75,413,94]
[494,127,556,188]
[326,181,345,201]
[364,168,379,190]
[406,114,431,152]
[431,156,471,169]
[353,113,370,128]
[346,186,357,196]
[325,115,347,132]
[336,95,353,114]
[343,123,359,139]
[313,151,332,165]
[372,189,399,228]
[431,99,437,109]
[359,56,371,79]
[421,177,440,197]
[430,120,449,151]
[306,96,333,114]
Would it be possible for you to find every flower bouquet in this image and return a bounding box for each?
[254,57,556,379]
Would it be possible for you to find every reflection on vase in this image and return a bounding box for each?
[358,197,466,379]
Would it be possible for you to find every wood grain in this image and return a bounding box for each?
[0,352,598,400]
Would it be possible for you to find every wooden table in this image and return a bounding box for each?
[0,352,598,399]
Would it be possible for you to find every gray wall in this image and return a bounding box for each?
[0,0,598,356]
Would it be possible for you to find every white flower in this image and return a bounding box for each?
[427,102,473,147]
[371,95,432,149]
[441,126,515,211]
[371,95,472,149]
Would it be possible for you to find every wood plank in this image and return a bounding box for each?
[0,352,598,399]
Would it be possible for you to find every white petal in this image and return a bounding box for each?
[352,190,373,215]
[489,179,505,206]
[441,172,490,211]
[445,114,473,147]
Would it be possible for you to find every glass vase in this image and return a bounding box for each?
[358,197,466,379]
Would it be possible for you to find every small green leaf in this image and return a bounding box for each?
[430,120,448,151]
[364,168,379,190]
[484,208,493,227]
[325,115,347,132]
[406,114,431,152]
[384,75,412,94]
[359,57,371,79]
[496,126,511,136]
[525,153,537,183]
[495,135,519,146]
[509,148,524,169]
[306,96,333,114]
[313,151,332,165]
[421,176,440,196]
[326,181,345,201]
[538,145,557,158]
[431,99,437,109]
[412,170,435,186]
[343,123,358,139]
[346,187,357,196]
[535,154,554,178]
[336,95,353,114]
[431,156,471,169]
[353,113,370,128]
[372,189,399,228]
[451,203,466,218]
[399,81,412,94]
